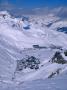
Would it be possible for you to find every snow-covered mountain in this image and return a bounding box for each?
[0,11,67,90]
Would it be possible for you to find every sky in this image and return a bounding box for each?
[0,0,67,9]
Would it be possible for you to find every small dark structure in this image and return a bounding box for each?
[33,45,46,49]
[33,45,40,48]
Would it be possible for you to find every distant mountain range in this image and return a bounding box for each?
[0,2,67,18]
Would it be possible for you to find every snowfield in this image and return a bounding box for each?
[0,11,67,90]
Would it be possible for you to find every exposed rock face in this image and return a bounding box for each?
[51,51,67,64]
[64,50,67,56]
[16,56,40,71]
[48,68,61,78]
[57,27,67,34]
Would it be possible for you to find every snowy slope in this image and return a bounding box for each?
[0,11,67,89]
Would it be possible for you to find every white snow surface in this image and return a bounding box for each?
[0,11,67,90]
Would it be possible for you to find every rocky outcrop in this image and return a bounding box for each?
[16,56,40,71]
[51,51,67,64]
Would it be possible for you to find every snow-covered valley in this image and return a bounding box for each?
[0,11,67,90]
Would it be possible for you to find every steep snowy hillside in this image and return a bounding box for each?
[0,11,67,90]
